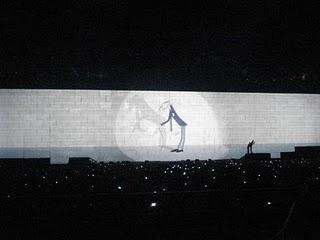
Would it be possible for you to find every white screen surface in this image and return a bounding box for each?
[0,89,319,163]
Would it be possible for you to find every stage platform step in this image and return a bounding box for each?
[294,146,320,158]
[280,152,296,159]
[240,153,271,160]
[0,158,50,167]
[68,157,96,167]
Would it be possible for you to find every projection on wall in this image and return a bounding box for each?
[0,89,319,163]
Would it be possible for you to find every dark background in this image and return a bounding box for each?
[1,0,320,93]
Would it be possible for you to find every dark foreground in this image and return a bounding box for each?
[0,158,320,239]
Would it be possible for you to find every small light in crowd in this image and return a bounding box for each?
[267,201,271,205]
[153,190,157,194]
[118,186,122,190]
[183,172,186,175]
[211,169,215,172]
[204,184,208,188]
[150,202,157,207]
[144,176,148,180]
[243,180,247,184]
[55,181,58,184]
[184,182,187,186]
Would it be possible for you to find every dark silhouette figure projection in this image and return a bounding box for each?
[161,104,187,152]
[128,95,167,148]
[247,140,255,154]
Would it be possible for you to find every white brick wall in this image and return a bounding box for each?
[0,89,319,162]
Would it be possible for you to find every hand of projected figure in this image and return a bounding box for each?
[160,111,173,131]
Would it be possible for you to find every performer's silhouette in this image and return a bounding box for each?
[160,103,187,152]
[247,140,255,154]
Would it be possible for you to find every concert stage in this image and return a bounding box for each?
[1,143,319,163]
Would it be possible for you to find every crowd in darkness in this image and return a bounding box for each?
[1,158,320,239]
[1,158,320,198]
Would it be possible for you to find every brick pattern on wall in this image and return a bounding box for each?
[0,90,319,150]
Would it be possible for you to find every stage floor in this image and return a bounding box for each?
[1,143,318,163]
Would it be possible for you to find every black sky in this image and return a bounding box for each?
[1,0,320,92]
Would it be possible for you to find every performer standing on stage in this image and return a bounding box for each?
[247,140,255,154]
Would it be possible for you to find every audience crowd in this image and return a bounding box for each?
[0,157,319,197]
[0,157,319,239]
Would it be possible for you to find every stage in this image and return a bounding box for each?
[0,143,317,163]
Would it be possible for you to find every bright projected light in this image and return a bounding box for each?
[115,91,220,161]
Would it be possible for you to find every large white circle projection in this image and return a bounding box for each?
[115,91,220,161]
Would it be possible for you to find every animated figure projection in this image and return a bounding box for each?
[115,91,218,161]
[160,101,187,152]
